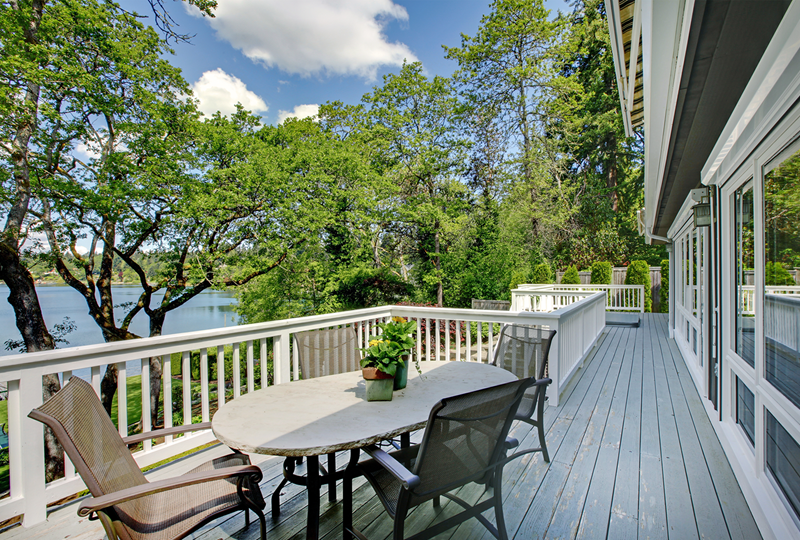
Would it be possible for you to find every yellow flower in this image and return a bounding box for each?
[392,316,407,323]
[369,339,383,346]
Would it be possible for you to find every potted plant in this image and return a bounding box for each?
[360,317,416,400]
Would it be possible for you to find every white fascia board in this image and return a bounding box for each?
[667,192,697,239]
[605,0,633,137]
[641,0,693,234]
[702,1,800,187]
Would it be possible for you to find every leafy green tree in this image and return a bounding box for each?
[561,265,581,284]
[364,62,469,306]
[590,261,612,284]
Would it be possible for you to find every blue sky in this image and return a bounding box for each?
[124,0,569,125]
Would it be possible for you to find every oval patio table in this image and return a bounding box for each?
[212,360,517,540]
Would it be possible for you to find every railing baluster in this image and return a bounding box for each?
[200,348,209,423]
[162,354,172,444]
[425,318,431,361]
[435,319,441,361]
[456,320,461,360]
[233,343,241,399]
[91,365,101,397]
[117,362,127,437]
[292,332,300,381]
[182,351,191,426]
[445,319,450,360]
[467,322,472,362]
[416,318,422,364]
[260,338,268,388]
[246,341,254,393]
[141,358,151,452]
[217,345,226,410]
[488,323,494,362]
[477,322,483,362]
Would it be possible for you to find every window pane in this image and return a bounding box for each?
[764,149,800,407]
[766,411,800,520]
[735,185,755,366]
[736,377,755,446]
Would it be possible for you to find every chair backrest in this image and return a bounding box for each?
[409,378,534,499]
[293,327,362,379]
[28,377,147,498]
[491,325,556,381]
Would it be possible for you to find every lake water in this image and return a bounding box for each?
[0,285,239,376]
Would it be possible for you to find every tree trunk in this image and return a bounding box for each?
[607,155,619,212]
[148,314,166,429]
[434,224,443,307]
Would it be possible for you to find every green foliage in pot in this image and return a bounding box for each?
[360,316,416,376]
[561,265,581,284]
[590,261,612,284]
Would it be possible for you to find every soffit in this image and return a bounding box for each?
[652,0,790,237]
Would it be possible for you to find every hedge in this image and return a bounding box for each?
[561,265,581,284]
[531,262,553,284]
[660,259,669,313]
[590,261,612,284]
[625,260,652,312]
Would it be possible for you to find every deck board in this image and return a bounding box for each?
[0,315,761,540]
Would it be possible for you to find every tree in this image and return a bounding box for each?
[363,62,469,306]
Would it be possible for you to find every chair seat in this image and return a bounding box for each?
[113,454,263,540]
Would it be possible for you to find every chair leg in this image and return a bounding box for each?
[245,507,250,526]
[493,470,508,540]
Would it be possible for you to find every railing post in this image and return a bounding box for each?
[274,332,291,384]
[548,321,560,407]
[15,370,46,526]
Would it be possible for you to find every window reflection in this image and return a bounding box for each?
[735,185,755,367]
[764,148,800,408]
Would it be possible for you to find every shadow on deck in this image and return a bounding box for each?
[0,314,759,540]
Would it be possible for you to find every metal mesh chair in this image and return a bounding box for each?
[343,377,545,540]
[491,325,556,461]
[271,326,362,518]
[28,377,266,540]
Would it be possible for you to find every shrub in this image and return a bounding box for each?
[561,265,581,284]
[531,262,553,284]
[590,261,612,284]
[625,260,652,312]
[766,261,795,286]
[660,259,669,313]
[509,267,531,290]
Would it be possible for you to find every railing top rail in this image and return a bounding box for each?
[0,304,394,373]
[765,293,800,306]
[0,296,607,375]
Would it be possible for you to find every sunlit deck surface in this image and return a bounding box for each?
[0,314,760,540]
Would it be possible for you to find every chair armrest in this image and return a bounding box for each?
[77,464,262,518]
[122,422,212,445]
[362,445,421,490]
[532,377,552,387]
[505,437,519,450]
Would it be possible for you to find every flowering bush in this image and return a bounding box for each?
[360,317,416,376]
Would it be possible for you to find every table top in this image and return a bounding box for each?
[212,361,517,456]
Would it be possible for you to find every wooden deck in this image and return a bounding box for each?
[0,314,761,540]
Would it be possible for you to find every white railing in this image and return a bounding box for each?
[512,284,644,312]
[765,293,800,353]
[740,286,800,315]
[0,295,606,527]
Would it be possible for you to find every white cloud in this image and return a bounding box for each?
[277,104,319,124]
[191,69,268,117]
[207,0,417,79]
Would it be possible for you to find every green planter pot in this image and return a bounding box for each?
[393,355,409,390]
[363,367,394,401]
